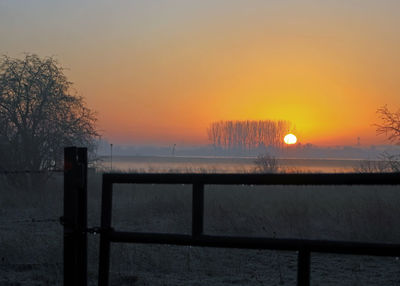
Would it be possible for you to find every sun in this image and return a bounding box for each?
[284,134,297,145]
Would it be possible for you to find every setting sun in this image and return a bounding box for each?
[284,134,297,145]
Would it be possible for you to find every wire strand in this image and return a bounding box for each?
[0,169,64,174]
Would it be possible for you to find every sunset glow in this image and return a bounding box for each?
[1,1,399,146]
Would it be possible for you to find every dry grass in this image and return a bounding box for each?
[1,169,400,285]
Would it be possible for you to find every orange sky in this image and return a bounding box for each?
[1,1,400,146]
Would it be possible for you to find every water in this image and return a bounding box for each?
[98,155,366,173]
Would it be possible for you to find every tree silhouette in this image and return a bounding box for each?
[0,54,99,172]
[376,105,400,144]
[207,120,293,151]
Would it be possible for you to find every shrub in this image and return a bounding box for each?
[254,153,279,173]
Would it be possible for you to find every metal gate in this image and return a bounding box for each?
[98,172,400,286]
[61,147,400,286]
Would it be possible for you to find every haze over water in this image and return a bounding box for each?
[100,155,365,173]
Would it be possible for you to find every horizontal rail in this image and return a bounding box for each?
[103,172,400,185]
[109,231,400,257]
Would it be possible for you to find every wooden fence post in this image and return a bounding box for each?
[63,147,88,286]
[297,249,310,286]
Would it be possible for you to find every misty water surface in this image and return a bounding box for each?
[99,156,365,173]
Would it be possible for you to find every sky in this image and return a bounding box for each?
[1,0,400,146]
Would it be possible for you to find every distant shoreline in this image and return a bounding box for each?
[97,155,378,173]
[99,154,380,162]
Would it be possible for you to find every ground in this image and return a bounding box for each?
[1,171,400,285]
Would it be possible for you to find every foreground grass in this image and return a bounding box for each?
[1,169,400,285]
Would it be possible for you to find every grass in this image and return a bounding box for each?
[1,168,400,285]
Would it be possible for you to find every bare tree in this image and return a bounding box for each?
[0,54,99,172]
[376,105,400,144]
[354,105,400,173]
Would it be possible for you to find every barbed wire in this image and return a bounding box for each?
[0,218,105,235]
[2,218,60,224]
[0,169,64,175]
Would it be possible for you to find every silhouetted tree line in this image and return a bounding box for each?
[207,120,292,151]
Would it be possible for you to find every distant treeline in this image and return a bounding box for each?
[207,120,293,151]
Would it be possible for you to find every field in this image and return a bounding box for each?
[1,165,400,285]
[99,155,365,173]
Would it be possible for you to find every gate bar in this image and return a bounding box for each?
[101,172,400,185]
[106,231,400,256]
[192,183,204,237]
[98,177,113,286]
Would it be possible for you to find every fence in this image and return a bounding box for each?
[61,147,400,286]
